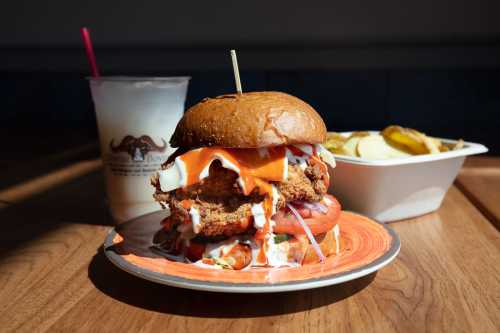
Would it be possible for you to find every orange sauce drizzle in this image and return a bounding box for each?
[178,147,287,191]
[175,144,328,266]
[202,258,215,265]
[177,147,288,266]
[180,199,192,209]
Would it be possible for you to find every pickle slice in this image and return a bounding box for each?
[382,125,429,154]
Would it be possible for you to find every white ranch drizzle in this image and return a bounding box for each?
[158,144,335,266]
[333,223,340,254]
[189,207,202,234]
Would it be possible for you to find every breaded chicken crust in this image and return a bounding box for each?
[152,159,328,237]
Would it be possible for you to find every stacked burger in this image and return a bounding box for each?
[151,92,340,270]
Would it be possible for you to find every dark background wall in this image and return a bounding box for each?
[1,1,499,161]
[2,1,500,71]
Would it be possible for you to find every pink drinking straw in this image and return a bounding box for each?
[80,27,100,78]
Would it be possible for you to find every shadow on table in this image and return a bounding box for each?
[0,170,112,259]
[88,247,376,318]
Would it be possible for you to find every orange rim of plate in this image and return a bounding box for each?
[104,211,398,288]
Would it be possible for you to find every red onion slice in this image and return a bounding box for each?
[286,203,326,263]
[303,202,328,214]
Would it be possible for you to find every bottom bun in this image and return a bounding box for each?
[282,225,340,265]
[303,226,340,264]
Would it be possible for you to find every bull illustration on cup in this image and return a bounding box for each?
[110,135,167,161]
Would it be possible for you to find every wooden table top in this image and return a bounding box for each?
[457,157,500,230]
[0,156,499,332]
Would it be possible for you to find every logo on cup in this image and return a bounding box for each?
[110,135,167,161]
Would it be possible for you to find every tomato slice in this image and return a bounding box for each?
[272,194,341,235]
[222,244,252,270]
[185,242,206,262]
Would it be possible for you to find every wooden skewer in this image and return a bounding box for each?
[230,50,243,94]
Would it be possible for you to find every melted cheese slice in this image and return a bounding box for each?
[158,144,334,194]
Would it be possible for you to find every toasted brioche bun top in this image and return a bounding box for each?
[170,91,327,148]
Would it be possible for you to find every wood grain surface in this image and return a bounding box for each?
[456,157,500,230]
[0,159,499,332]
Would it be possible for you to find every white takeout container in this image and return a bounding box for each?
[327,131,488,222]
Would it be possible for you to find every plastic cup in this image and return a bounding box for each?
[88,76,190,223]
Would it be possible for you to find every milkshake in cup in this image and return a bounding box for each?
[88,76,190,223]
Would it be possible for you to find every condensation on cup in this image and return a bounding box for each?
[88,76,190,223]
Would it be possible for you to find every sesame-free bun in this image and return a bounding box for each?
[301,228,339,265]
[170,91,327,148]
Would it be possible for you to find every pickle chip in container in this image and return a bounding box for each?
[349,131,371,138]
[324,132,348,154]
[382,126,430,154]
[324,126,465,159]
[343,136,363,157]
[441,139,465,151]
